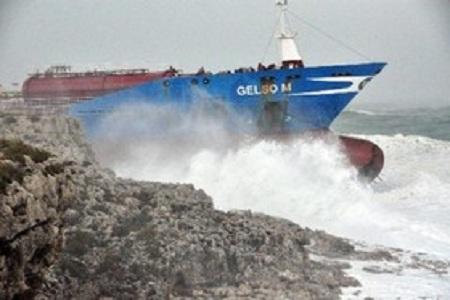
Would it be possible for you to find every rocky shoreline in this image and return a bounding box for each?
[1,110,448,299]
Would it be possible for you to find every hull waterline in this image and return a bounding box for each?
[339,135,384,181]
[261,131,384,181]
[69,63,387,182]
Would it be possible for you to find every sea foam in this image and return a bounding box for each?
[91,103,450,260]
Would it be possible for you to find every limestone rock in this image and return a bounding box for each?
[0,139,77,300]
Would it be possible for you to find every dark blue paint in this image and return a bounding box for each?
[70,62,386,137]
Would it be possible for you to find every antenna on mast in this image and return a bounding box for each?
[276,0,304,68]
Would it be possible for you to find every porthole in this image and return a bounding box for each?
[203,78,210,84]
[163,80,170,87]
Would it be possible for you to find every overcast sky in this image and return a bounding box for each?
[0,0,449,108]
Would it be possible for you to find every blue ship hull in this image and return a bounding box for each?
[70,62,386,137]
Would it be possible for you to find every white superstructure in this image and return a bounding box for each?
[276,0,303,68]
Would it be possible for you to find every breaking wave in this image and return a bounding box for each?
[346,108,380,116]
[91,103,450,260]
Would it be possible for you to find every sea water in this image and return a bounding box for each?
[93,104,450,297]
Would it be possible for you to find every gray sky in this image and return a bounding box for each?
[1,0,449,108]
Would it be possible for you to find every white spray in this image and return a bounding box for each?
[91,102,450,260]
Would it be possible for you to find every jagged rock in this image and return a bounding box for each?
[1,113,367,299]
[0,139,77,300]
[0,113,95,164]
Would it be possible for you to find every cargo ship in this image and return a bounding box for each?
[22,65,176,102]
[70,0,386,181]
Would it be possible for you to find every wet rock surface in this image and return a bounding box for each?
[1,111,449,299]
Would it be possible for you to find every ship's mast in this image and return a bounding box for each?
[276,0,303,68]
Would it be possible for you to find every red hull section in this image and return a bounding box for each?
[265,131,383,182]
[22,68,175,102]
[339,135,384,181]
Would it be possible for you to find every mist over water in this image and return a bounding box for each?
[92,103,450,260]
[92,97,252,178]
[333,106,450,141]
